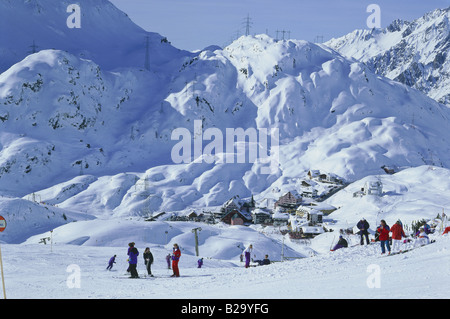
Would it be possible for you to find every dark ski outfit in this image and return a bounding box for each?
[331,236,348,251]
[143,249,154,276]
[106,255,116,270]
[357,219,370,245]
[166,254,171,269]
[128,246,140,278]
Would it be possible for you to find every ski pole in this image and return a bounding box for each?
[0,243,6,299]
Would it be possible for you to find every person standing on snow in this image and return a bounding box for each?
[128,243,140,278]
[126,242,135,273]
[143,247,154,277]
[106,255,116,271]
[171,243,181,277]
[377,220,391,255]
[390,220,406,253]
[197,258,203,268]
[357,218,370,245]
[244,244,253,268]
[166,253,171,269]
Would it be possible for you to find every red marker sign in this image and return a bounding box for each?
[0,216,6,232]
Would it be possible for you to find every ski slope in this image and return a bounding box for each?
[1,231,449,299]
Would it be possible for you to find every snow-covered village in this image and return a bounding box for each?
[0,0,450,303]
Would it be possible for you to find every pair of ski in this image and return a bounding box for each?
[113,274,157,279]
[379,240,435,257]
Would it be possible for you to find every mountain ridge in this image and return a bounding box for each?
[325,6,450,106]
[0,0,449,217]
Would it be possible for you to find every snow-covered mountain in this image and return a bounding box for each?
[1,0,450,219]
[0,0,188,73]
[326,7,450,106]
[2,1,450,300]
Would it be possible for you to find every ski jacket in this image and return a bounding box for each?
[262,258,271,265]
[244,246,253,254]
[337,237,348,247]
[357,220,370,232]
[377,225,390,241]
[172,248,181,261]
[143,252,153,264]
[390,223,405,240]
[128,247,139,264]
[108,256,116,264]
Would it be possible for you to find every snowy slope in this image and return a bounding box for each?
[326,7,450,106]
[325,165,450,231]
[0,0,188,73]
[0,195,94,243]
[22,219,308,260]
[1,227,449,298]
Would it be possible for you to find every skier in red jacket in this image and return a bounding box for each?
[376,220,391,255]
[171,243,181,277]
[390,220,406,253]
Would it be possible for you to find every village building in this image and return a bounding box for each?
[300,226,325,238]
[222,198,241,214]
[353,180,383,197]
[307,170,320,180]
[272,208,290,227]
[257,198,277,210]
[252,208,273,225]
[274,191,302,210]
[301,188,318,198]
[364,180,383,196]
[307,170,344,185]
[295,207,323,225]
[307,210,323,225]
[221,209,252,226]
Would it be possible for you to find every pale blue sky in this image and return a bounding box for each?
[109,0,450,51]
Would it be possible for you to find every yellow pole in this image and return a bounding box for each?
[0,243,6,299]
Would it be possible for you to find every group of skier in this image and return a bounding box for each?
[106,242,182,278]
[332,217,435,255]
[105,216,439,276]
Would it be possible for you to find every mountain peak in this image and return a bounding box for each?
[325,6,450,106]
[0,0,186,73]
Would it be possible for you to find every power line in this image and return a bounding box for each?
[314,35,324,43]
[29,40,38,54]
[243,14,253,36]
[276,30,291,41]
